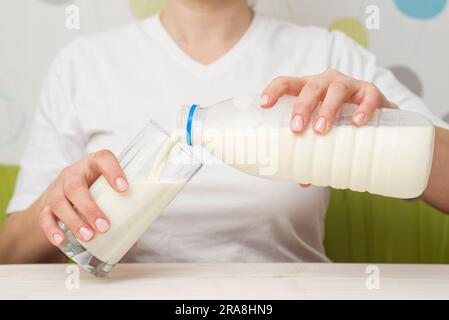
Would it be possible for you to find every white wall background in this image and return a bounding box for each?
[1,0,448,164]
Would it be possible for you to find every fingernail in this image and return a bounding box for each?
[260,94,269,106]
[95,218,109,233]
[291,115,304,132]
[79,227,94,241]
[115,177,128,192]
[314,117,326,133]
[354,113,365,126]
[52,233,64,246]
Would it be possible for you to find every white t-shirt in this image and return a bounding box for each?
[7,13,446,262]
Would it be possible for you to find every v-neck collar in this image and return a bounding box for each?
[139,13,261,80]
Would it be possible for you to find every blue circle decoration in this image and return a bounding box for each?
[394,0,447,19]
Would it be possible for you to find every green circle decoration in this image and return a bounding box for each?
[130,0,165,20]
[329,17,369,48]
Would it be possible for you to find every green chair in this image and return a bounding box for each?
[0,165,19,226]
[1,164,448,263]
[325,189,449,263]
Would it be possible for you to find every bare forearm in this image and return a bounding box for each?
[422,127,449,213]
[0,198,64,264]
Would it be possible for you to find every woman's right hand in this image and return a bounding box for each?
[38,149,128,247]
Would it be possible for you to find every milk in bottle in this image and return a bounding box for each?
[178,96,435,199]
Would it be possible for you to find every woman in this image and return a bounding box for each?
[1,0,448,263]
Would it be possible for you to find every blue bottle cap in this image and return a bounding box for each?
[186,104,198,146]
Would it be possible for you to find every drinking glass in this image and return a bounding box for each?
[58,120,201,277]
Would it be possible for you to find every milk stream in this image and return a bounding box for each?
[80,135,184,264]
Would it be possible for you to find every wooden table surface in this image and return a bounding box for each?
[1,263,449,299]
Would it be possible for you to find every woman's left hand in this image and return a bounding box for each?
[261,69,397,135]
